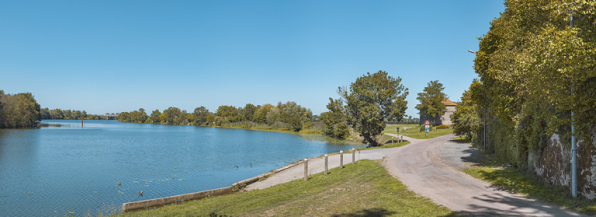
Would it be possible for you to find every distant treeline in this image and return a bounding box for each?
[118,101,317,132]
[40,108,118,120]
[0,90,41,128]
[387,116,420,125]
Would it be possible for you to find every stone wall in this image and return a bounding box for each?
[532,129,596,199]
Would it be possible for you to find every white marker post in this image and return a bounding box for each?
[304,157,308,181]
[324,154,328,175]
[340,150,343,169]
[352,148,355,164]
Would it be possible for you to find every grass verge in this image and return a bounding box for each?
[119,160,456,217]
[463,157,596,215]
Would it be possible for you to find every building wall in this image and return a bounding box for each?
[419,105,457,126]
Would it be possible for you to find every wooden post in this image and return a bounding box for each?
[352,148,355,164]
[304,157,308,181]
[81,117,84,128]
[340,150,343,169]
[401,135,403,143]
[324,154,328,175]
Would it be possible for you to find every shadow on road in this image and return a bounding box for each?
[453,192,576,217]
[330,208,395,217]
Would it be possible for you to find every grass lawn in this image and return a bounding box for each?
[119,160,456,217]
[463,156,596,215]
[383,124,453,139]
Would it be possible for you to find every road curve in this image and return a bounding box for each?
[383,133,584,217]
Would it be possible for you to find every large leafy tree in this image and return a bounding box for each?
[451,88,479,140]
[415,80,446,125]
[193,106,210,125]
[0,91,41,128]
[216,105,239,122]
[338,70,408,146]
[468,0,596,170]
[321,98,349,139]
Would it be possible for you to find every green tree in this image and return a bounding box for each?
[415,80,446,125]
[451,88,479,140]
[215,105,240,122]
[150,109,161,124]
[193,106,210,125]
[254,104,273,124]
[280,101,304,132]
[266,107,280,125]
[0,92,41,128]
[241,103,257,122]
[321,98,349,139]
[338,70,409,146]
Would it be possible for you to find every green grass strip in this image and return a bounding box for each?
[119,160,455,217]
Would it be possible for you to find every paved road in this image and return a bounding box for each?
[244,133,584,216]
[384,133,584,216]
[245,147,387,191]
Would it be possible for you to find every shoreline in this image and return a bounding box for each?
[120,139,410,213]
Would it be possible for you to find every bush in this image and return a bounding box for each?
[334,122,350,139]
[436,124,449,129]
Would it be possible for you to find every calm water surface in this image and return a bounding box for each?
[0,120,364,216]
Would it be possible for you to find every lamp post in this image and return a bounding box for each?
[568,6,577,199]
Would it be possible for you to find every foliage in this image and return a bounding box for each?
[321,98,349,139]
[215,105,240,122]
[336,70,409,146]
[254,104,273,124]
[470,0,596,168]
[192,106,211,126]
[118,102,314,132]
[415,80,446,125]
[40,108,93,120]
[118,108,149,124]
[451,89,480,140]
[241,103,257,122]
[436,124,449,129]
[388,115,419,124]
[149,109,161,124]
[0,91,41,128]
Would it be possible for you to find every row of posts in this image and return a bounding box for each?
[304,148,356,181]
[391,135,404,146]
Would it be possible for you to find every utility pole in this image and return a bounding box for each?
[569,7,577,199]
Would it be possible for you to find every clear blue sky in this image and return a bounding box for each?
[0,1,505,117]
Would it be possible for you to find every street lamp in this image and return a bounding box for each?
[567,5,577,199]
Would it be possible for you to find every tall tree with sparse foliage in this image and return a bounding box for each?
[336,70,408,146]
[416,80,446,125]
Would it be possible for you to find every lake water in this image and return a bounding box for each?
[0,120,364,216]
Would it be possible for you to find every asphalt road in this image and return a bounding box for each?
[384,133,584,217]
[244,133,584,216]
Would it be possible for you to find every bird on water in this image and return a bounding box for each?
[138,191,143,197]
[116,182,121,187]
[235,165,239,169]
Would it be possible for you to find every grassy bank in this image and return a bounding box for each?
[463,155,596,215]
[119,160,456,217]
[383,124,453,139]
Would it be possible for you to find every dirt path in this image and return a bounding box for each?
[383,134,584,216]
